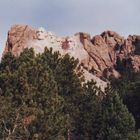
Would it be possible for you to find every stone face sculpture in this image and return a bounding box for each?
[67,36,76,48]
[56,37,63,46]
[36,27,47,40]
[47,31,56,41]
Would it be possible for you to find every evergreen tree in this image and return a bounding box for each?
[113,72,140,130]
[75,81,103,140]
[97,88,137,140]
[0,47,139,140]
[122,80,140,129]
[0,48,68,139]
[41,48,84,137]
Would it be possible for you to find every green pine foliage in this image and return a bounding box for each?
[121,80,140,130]
[97,88,137,140]
[0,47,139,139]
[0,48,68,139]
[74,81,103,140]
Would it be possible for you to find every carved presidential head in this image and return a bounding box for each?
[36,27,46,40]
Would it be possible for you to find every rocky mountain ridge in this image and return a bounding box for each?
[3,25,140,89]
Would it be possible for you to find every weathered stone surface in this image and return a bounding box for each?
[129,56,140,72]
[4,25,36,56]
[3,25,140,89]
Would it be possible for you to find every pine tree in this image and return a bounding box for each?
[0,48,68,139]
[97,88,137,140]
[1,47,139,140]
[74,80,103,140]
[41,48,84,138]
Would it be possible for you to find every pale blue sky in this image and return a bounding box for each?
[0,0,140,57]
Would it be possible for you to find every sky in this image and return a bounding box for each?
[0,0,140,57]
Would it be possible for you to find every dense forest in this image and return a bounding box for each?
[0,48,140,140]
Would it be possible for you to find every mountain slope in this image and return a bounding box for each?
[3,25,140,89]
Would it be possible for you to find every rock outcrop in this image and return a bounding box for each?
[3,25,140,89]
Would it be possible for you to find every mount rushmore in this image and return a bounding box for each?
[3,25,140,89]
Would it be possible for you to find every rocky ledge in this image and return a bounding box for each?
[3,25,140,89]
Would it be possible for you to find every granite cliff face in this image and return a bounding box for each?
[3,25,140,89]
